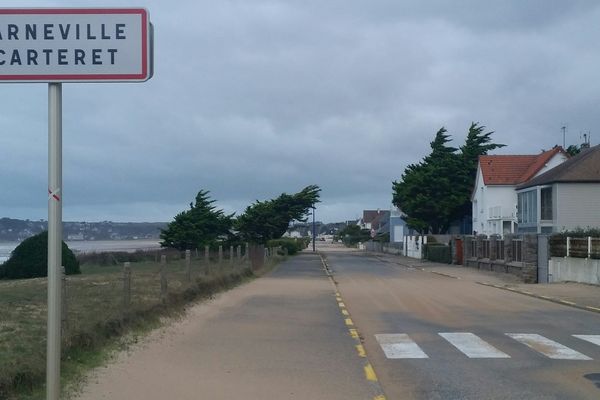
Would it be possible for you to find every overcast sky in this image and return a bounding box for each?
[1,0,600,223]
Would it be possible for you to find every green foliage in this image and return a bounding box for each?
[551,227,600,239]
[160,190,233,250]
[392,123,504,234]
[457,123,505,218]
[565,144,581,157]
[336,224,371,246]
[424,243,452,264]
[266,238,307,255]
[1,231,80,280]
[235,185,321,244]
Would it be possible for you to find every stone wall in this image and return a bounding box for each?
[462,234,538,283]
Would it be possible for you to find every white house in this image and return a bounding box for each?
[471,147,568,235]
[516,145,600,233]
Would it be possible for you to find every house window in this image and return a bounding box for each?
[540,187,552,221]
[517,190,537,224]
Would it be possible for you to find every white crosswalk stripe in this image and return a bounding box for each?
[439,332,510,358]
[375,334,429,359]
[375,332,597,361]
[573,335,600,347]
[506,333,592,360]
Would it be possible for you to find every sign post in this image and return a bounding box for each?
[47,81,62,400]
[0,8,153,400]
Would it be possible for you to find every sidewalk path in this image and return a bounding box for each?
[371,252,600,313]
[75,254,380,400]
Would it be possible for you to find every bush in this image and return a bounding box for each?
[266,238,306,255]
[424,243,452,264]
[1,231,80,279]
[77,248,179,266]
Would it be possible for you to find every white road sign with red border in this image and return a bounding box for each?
[0,8,152,82]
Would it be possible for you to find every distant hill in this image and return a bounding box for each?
[0,218,167,241]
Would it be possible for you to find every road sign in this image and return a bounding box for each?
[0,8,152,82]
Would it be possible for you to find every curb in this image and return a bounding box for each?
[373,253,600,316]
[318,253,388,400]
[476,281,600,314]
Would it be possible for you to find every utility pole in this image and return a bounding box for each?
[561,125,567,149]
[312,206,316,252]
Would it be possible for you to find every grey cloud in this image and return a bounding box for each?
[2,0,600,222]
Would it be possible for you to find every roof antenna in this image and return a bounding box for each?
[561,125,567,149]
[582,132,591,149]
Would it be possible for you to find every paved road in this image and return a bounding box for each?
[76,253,380,400]
[324,248,600,399]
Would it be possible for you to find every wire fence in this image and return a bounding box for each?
[0,245,283,398]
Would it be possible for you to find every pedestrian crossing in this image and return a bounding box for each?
[375,333,600,360]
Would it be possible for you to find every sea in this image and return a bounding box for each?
[0,239,161,264]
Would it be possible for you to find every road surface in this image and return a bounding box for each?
[324,246,600,399]
[75,252,381,400]
[76,246,600,399]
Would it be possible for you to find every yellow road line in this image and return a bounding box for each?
[364,363,378,381]
[356,344,366,357]
[560,300,576,305]
[317,253,387,400]
[586,306,600,312]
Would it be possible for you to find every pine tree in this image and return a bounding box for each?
[235,185,321,243]
[160,190,233,250]
[392,123,504,234]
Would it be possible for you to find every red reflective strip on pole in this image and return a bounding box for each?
[48,188,61,202]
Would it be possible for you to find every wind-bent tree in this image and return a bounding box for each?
[392,123,504,234]
[392,128,461,233]
[455,123,505,219]
[160,190,233,250]
[235,185,321,244]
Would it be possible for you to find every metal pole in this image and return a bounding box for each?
[312,206,316,252]
[47,82,62,400]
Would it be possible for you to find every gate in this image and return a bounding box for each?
[455,238,463,265]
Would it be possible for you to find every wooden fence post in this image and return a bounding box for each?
[123,262,131,315]
[229,245,234,266]
[218,245,223,264]
[204,245,210,275]
[236,245,241,261]
[160,255,167,303]
[185,249,191,282]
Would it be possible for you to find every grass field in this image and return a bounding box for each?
[0,253,274,399]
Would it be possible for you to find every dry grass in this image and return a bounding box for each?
[0,255,277,400]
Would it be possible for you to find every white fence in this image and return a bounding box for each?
[403,235,427,259]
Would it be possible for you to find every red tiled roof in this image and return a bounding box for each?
[479,147,565,185]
